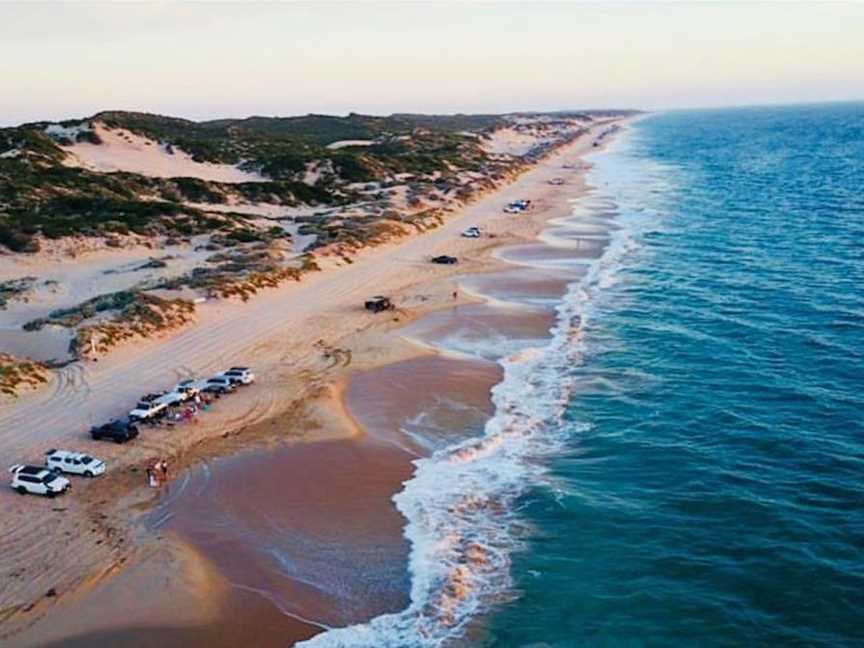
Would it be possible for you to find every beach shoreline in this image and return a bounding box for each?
[2,120,626,646]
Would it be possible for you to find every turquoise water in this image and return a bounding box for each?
[485,104,864,646]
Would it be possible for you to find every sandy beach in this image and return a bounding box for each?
[1,120,624,646]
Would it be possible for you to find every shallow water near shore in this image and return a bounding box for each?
[481,104,864,646]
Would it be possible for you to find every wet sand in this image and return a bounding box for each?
[401,304,556,362]
[155,438,415,642]
[494,240,607,267]
[24,353,504,647]
[459,267,581,306]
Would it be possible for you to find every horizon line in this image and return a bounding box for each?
[3,98,863,130]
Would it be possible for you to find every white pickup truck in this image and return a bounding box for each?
[45,449,106,477]
[129,401,165,421]
[129,397,168,421]
[131,387,192,420]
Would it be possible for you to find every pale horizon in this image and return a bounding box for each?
[2,1,863,127]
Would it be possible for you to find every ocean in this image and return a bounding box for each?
[305,103,864,646]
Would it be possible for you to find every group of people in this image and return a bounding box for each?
[146,459,169,488]
[163,392,213,425]
[145,392,216,487]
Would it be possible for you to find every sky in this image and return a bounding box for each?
[1,1,862,126]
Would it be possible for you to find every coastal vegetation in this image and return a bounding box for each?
[0,353,49,397]
[0,276,36,308]
[69,293,195,359]
[0,110,631,251]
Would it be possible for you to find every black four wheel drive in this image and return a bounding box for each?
[431,255,458,265]
[365,296,395,313]
[90,418,140,443]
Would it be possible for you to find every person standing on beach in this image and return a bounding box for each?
[147,465,159,488]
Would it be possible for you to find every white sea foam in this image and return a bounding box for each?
[300,127,649,648]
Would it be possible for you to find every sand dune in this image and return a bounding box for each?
[61,123,266,183]
[482,127,549,156]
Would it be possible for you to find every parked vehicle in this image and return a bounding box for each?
[172,379,201,401]
[504,199,532,213]
[461,226,481,238]
[45,449,105,477]
[365,296,395,313]
[154,391,184,407]
[9,465,70,497]
[129,398,168,421]
[431,255,459,265]
[203,376,235,394]
[218,367,255,385]
[90,418,139,443]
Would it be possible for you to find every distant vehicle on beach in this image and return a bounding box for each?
[503,199,532,213]
[45,449,105,477]
[9,465,71,497]
[365,296,395,313]
[461,226,481,238]
[218,367,256,386]
[203,376,235,394]
[431,255,459,265]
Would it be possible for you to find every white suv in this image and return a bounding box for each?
[10,465,71,497]
[218,367,255,386]
[45,449,106,477]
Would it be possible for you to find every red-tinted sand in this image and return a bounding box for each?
[400,303,555,362]
[346,354,502,453]
[460,267,582,305]
[33,352,503,648]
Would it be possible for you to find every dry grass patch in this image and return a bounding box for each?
[72,294,195,358]
[0,354,49,397]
